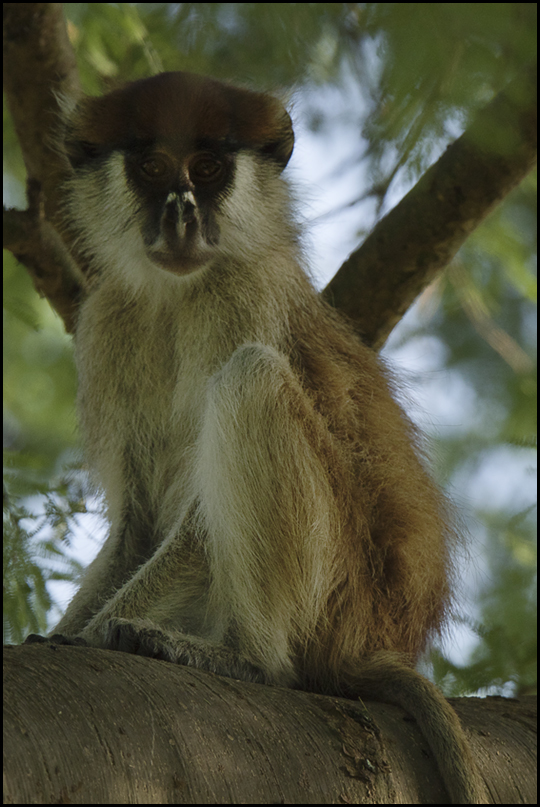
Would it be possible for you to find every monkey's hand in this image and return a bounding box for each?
[82,617,268,683]
[24,633,88,647]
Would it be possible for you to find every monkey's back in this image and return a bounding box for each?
[288,298,455,691]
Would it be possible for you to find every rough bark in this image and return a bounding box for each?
[4,644,537,804]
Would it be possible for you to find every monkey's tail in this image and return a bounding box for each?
[339,651,489,804]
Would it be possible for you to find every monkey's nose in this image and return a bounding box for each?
[162,196,197,235]
[181,199,196,225]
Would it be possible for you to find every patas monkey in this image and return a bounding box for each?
[29,72,488,803]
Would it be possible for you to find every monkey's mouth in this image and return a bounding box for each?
[148,241,215,275]
[147,217,212,274]
[149,247,211,275]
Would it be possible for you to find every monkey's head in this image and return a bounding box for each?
[61,72,295,285]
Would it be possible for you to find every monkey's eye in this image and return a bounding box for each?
[139,155,171,179]
[189,154,224,184]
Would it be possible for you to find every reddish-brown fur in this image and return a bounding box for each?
[269,284,454,692]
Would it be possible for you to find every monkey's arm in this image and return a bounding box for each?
[53,521,156,636]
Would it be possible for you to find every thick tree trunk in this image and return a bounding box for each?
[4,644,536,804]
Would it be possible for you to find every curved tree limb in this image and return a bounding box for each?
[3,2,82,332]
[323,64,537,347]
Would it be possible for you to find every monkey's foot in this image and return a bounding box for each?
[100,617,181,662]
[94,617,269,683]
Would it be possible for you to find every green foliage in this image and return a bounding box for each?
[433,505,537,697]
[3,457,87,643]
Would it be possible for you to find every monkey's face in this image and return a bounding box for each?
[62,72,294,283]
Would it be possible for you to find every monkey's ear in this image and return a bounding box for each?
[64,124,107,168]
[232,92,295,171]
[259,108,295,169]
[59,97,107,169]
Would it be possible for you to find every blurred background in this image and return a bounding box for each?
[3,2,536,697]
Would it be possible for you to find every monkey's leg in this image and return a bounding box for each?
[193,342,339,685]
[51,518,157,637]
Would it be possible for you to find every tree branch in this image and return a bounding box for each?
[323,63,537,347]
[3,2,83,331]
[3,181,82,332]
